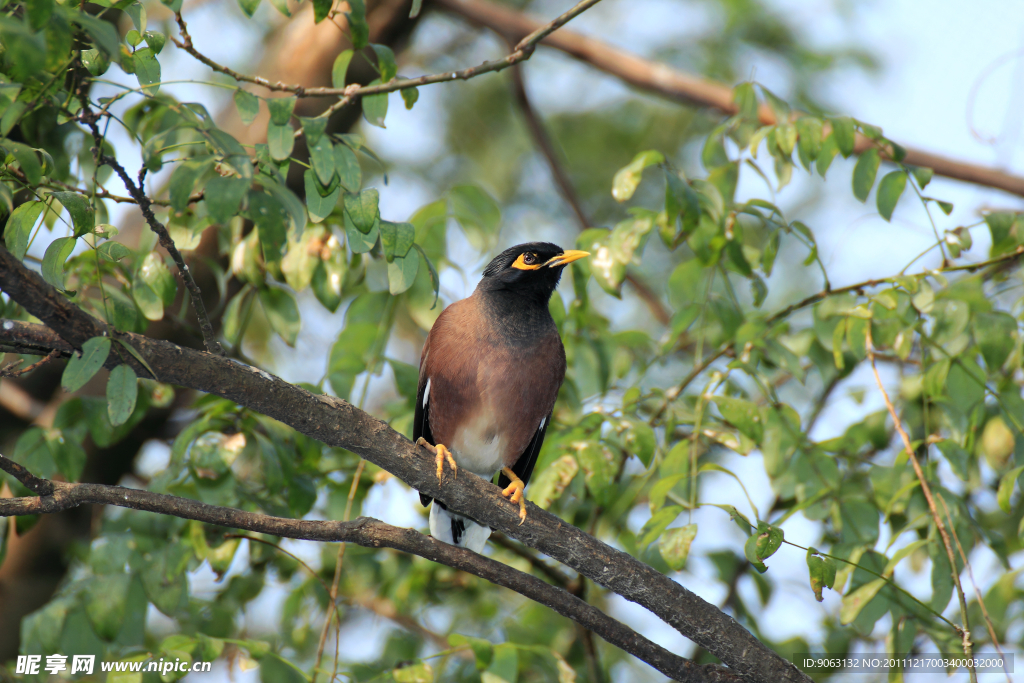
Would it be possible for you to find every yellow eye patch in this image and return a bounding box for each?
[511,253,542,270]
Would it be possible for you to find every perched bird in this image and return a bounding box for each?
[414,242,589,552]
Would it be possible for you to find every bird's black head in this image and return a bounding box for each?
[478,242,589,303]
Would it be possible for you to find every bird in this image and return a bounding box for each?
[413,242,589,552]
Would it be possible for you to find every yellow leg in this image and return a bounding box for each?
[417,437,457,483]
[501,467,527,525]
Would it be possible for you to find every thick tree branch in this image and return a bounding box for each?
[0,245,809,683]
[437,0,1024,199]
[0,456,736,683]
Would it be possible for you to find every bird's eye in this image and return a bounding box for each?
[523,253,537,265]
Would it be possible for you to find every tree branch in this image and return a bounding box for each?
[437,0,1024,199]
[170,0,604,104]
[0,455,736,683]
[0,244,810,683]
[508,62,671,325]
[81,115,223,356]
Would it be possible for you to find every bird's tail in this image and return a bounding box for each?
[429,501,490,553]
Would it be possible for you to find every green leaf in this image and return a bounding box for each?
[303,169,340,223]
[449,185,501,249]
[815,133,839,177]
[143,30,165,54]
[795,117,823,169]
[62,337,111,392]
[935,440,970,482]
[42,236,77,292]
[527,455,578,510]
[85,574,130,641]
[851,148,879,202]
[309,134,336,186]
[312,0,331,22]
[133,47,160,93]
[362,79,388,128]
[72,13,120,57]
[372,44,397,82]
[346,0,368,48]
[234,89,260,126]
[344,212,378,253]
[237,0,260,16]
[622,418,656,468]
[380,220,415,262]
[911,165,933,189]
[743,534,768,573]
[259,287,301,346]
[448,634,493,671]
[334,142,362,192]
[331,50,353,88]
[267,122,294,161]
[840,578,886,624]
[4,201,44,259]
[413,243,439,308]
[997,465,1024,513]
[266,96,296,126]
[168,158,212,213]
[712,396,763,442]
[975,311,1017,370]
[27,0,54,30]
[267,0,290,16]
[401,86,419,110]
[204,176,250,224]
[344,189,379,234]
[106,363,138,426]
[97,241,132,262]
[639,505,682,549]
[876,170,907,221]
[806,548,837,602]
[387,253,419,295]
[830,116,856,157]
[139,252,176,306]
[6,141,42,184]
[659,524,697,571]
[612,150,665,202]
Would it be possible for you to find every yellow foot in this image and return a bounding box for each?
[501,467,527,525]
[417,437,457,483]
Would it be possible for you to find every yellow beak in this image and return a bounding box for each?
[544,250,590,268]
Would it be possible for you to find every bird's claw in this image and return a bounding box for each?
[501,478,527,525]
[417,437,457,483]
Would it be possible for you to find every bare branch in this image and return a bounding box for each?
[80,113,223,356]
[0,244,811,683]
[170,0,605,107]
[0,464,735,683]
[865,326,977,682]
[437,0,1024,199]
[0,348,61,379]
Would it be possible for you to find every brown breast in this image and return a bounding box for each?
[420,292,565,472]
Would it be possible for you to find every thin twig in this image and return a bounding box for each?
[313,459,365,683]
[936,495,1011,683]
[865,325,977,683]
[650,245,1024,424]
[0,348,61,379]
[171,0,605,105]
[80,115,223,356]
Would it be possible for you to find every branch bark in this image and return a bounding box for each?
[437,0,1024,199]
[0,245,810,683]
[0,457,732,683]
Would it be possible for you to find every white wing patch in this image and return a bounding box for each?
[422,378,431,409]
[539,417,546,431]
